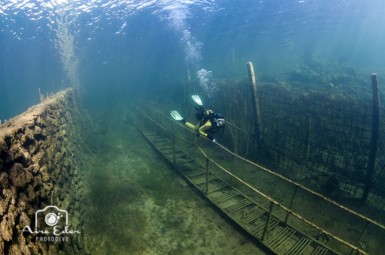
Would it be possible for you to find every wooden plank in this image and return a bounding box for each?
[211,189,239,204]
[223,198,253,214]
[267,226,296,250]
[311,246,330,255]
[191,175,217,185]
[239,206,266,225]
[286,237,312,255]
[251,219,279,237]
[206,181,228,194]
[175,158,195,166]
[157,146,173,151]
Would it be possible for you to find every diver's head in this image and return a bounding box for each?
[214,113,225,126]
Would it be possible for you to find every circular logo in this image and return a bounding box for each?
[45,213,61,226]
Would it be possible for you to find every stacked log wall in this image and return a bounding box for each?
[0,89,85,255]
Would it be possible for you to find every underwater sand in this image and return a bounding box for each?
[80,108,266,255]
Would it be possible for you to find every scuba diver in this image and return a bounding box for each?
[170,95,225,142]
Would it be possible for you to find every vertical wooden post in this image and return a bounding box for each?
[349,221,369,255]
[261,201,274,241]
[305,114,312,161]
[285,185,298,224]
[362,73,380,202]
[247,62,262,145]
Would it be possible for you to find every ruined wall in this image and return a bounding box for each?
[0,89,85,254]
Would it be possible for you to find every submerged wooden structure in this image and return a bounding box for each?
[130,104,385,255]
[210,66,384,209]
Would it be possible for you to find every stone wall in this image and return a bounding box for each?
[0,89,85,254]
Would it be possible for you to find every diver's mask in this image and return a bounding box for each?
[215,118,225,126]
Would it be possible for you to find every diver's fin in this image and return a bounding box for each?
[192,95,203,106]
[170,110,184,121]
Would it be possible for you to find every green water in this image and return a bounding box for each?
[80,106,266,254]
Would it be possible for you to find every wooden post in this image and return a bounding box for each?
[362,73,380,202]
[285,185,298,224]
[349,221,369,255]
[247,62,262,145]
[261,201,274,241]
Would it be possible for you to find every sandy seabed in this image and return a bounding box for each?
[80,109,267,255]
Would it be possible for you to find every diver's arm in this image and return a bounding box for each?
[199,128,215,141]
[198,121,212,138]
[183,120,214,140]
[198,130,208,137]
